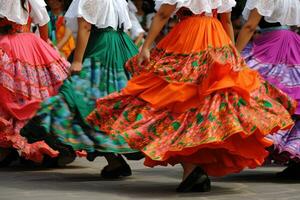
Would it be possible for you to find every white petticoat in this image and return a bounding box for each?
[243,0,300,26]
[0,0,49,26]
[155,0,236,14]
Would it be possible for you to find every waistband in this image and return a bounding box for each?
[260,26,290,33]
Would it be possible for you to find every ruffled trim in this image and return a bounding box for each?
[155,0,236,14]
[0,107,58,163]
[0,0,49,26]
[243,0,300,26]
[65,0,132,31]
[87,78,295,176]
[242,31,300,114]
[272,120,300,163]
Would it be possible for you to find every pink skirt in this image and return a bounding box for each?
[0,32,70,162]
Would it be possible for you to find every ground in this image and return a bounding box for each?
[0,158,299,200]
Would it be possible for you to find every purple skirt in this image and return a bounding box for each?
[242,29,300,162]
[271,120,300,163]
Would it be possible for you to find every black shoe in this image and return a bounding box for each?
[101,156,132,179]
[57,147,76,167]
[0,149,19,167]
[123,152,144,160]
[87,151,105,162]
[176,167,211,193]
[191,177,211,192]
[277,162,300,179]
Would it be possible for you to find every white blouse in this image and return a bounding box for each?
[0,0,49,26]
[65,0,132,31]
[155,0,237,14]
[243,0,300,26]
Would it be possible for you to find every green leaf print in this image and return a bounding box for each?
[238,98,247,107]
[113,101,121,109]
[208,112,216,122]
[172,122,181,131]
[192,61,199,67]
[263,100,273,108]
[135,131,144,138]
[251,126,257,132]
[123,111,129,121]
[124,132,129,139]
[148,125,157,135]
[196,114,204,124]
[219,102,228,111]
[136,114,143,121]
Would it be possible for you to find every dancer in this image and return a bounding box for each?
[87,0,296,192]
[46,0,75,59]
[236,0,300,178]
[0,0,70,166]
[21,0,139,176]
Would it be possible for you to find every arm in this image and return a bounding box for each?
[134,32,144,46]
[38,24,49,42]
[220,12,235,43]
[236,9,262,52]
[56,27,73,50]
[71,17,91,73]
[138,4,176,64]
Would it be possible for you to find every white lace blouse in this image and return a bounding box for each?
[65,0,132,31]
[0,0,49,26]
[155,0,237,14]
[243,0,300,26]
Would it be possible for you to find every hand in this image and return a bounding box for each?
[138,47,150,66]
[70,61,83,74]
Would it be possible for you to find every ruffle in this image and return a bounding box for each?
[0,106,58,163]
[87,77,295,176]
[86,13,296,176]
[272,120,300,163]
[155,0,236,14]
[242,30,300,114]
[0,0,49,26]
[243,0,300,26]
[65,0,132,32]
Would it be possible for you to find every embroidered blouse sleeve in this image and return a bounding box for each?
[154,0,236,14]
[29,0,50,26]
[242,0,300,26]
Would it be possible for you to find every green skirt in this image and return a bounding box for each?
[21,27,138,153]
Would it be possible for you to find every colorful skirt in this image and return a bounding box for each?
[0,32,70,162]
[242,28,300,162]
[87,16,296,177]
[21,28,138,154]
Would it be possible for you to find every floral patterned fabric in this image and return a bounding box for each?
[87,15,295,176]
[21,27,139,155]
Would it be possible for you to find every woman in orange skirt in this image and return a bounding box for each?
[87,0,296,192]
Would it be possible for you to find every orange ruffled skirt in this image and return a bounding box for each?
[87,16,296,176]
